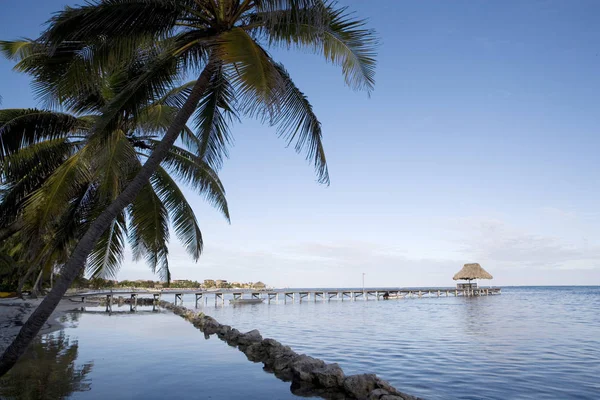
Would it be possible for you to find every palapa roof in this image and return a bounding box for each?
[252,281,266,288]
[453,263,493,280]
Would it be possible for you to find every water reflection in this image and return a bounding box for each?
[0,332,93,400]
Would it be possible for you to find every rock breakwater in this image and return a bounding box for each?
[160,301,421,400]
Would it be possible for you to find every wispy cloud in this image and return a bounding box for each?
[448,217,600,271]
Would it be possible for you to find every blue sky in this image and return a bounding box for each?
[1,0,599,287]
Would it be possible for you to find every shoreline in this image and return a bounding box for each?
[0,297,100,354]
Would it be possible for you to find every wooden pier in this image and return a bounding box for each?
[68,286,501,311]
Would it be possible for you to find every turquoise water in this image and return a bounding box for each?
[1,286,599,399]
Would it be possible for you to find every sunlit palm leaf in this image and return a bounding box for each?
[217,28,282,106]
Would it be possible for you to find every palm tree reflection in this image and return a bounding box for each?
[0,332,93,399]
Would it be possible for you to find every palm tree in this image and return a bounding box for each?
[0,0,377,375]
[0,63,229,291]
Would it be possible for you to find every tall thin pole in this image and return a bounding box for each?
[362,273,365,293]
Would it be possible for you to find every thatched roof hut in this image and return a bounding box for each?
[453,263,493,281]
[252,281,266,289]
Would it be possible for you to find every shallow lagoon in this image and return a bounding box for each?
[1,310,303,399]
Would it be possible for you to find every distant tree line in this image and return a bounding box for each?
[64,277,265,290]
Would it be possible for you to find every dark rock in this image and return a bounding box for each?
[237,329,263,346]
[262,338,282,348]
[224,328,242,345]
[216,324,232,338]
[244,342,268,362]
[202,316,221,335]
[290,354,326,382]
[373,377,420,399]
[344,374,379,399]
[265,347,300,381]
[290,379,349,400]
[369,388,390,399]
[264,345,298,370]
[191,315,205,328]
[313,363,345,388]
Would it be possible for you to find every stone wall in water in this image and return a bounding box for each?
[160,301,421,400]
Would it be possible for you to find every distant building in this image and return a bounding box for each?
[204,279,216,287]
[216,279,228,287]
[252,281,266,290]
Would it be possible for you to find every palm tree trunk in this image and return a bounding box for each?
[0,59,219,377]
[16,265,35,298]
[31,268,44,297]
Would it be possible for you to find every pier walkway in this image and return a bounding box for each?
[67,286,502,308]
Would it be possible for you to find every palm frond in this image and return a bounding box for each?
[91,42,182,135]
[1,138,75,183]
[0,109,91,158]
[269,63,329,184]
[0,40,37,61]
[254,3,378,92]
[127,181,170,282]
[152,166,203,260]
[87,211,127,279]
[22,152,92,235]
[44,0,187,46]
[135,104,178,134]
[89,129,138,202]
[1,40,108,111]
[144,143,230,221]
[217,28,282,107]
[253,0,325,20]
[155,80,196,108]
[192,67,238,169]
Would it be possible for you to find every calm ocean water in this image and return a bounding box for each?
[1,286,599,399]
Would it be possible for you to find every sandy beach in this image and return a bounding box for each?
[0,297,99,354]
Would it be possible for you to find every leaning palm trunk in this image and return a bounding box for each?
[0,59,218,376]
